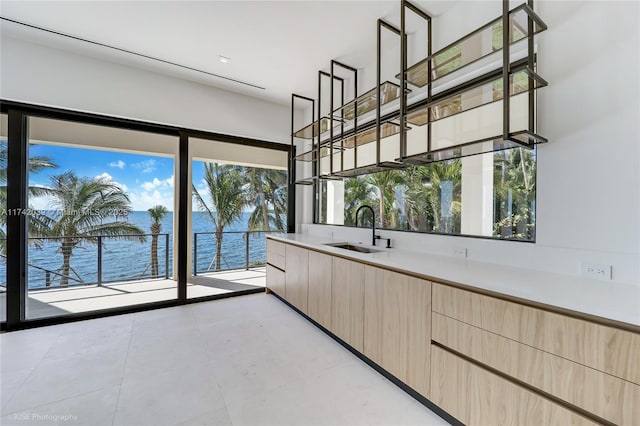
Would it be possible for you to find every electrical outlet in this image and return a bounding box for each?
[452,247,467,258]
[581,263,612,280]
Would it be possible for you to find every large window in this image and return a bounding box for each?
[319,148,536,241]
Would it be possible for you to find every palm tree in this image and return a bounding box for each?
[0,140,58,254]
[148,205,168,277]
[365,170,403,229]
[493,148,536,239]
[344,177,375,225]
[245,167,287,232]
[192,163,247,271]
[38,171,145,286]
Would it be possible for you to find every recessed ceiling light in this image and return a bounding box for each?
[219,55,231,64]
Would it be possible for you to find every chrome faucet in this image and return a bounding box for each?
[355,205,379,246]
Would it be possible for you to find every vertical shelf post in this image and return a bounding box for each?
[377,19,401,166]
[502,0,510,141]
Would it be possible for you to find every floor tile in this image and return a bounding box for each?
[1,293,448,426]
[2,348,126,414]
[113,362,225,426]
[1,386,120,426]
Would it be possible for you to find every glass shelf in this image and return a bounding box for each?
[292,117,334,139]
[332,161,405,178]
[333,81,407,120]
[406,66,547,126]
[402,4,547,88]
[294,177,316,185]
[295,146,340,162]
[333,122,402,149]
[401,131,546,165]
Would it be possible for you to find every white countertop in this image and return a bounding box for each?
[269,233,640,328]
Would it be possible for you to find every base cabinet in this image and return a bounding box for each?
[430,346,598,425]
[307,251,333,329]
[267,238,637,425]
[284,244,309,313]
[331,257,364,352]
[266,264,285,296]
[363,266,431,398]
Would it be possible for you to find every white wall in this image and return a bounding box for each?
[304,0,640,285]
[0,36,290,143]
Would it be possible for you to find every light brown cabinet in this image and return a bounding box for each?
[266,264,285,297]
[307,251,332,329]
[363,266,431,398]
[267,238,638,425]
[430,346,598,426]
[432,283,640,385]
[331,257,365,352]
[432,312,640,425]
[284,244,309,313]
[266,239,286,270]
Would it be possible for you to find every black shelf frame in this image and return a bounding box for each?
[400,2,547,88]
[399,0,546,166]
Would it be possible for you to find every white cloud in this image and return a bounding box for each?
[94,172,128,192]
[108,160,126,169]
[131,159,157,174]
[128,174,175,211]
[129,189,174,211]
[140,175,173,192]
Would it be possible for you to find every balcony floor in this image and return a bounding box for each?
[0,267,266,320]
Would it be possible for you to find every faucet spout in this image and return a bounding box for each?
[355,205,377,246]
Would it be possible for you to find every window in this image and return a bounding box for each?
[319,148,536,241]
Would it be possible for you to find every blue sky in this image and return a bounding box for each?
[28,144,208,212]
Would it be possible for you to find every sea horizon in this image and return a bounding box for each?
[1,211,276,289]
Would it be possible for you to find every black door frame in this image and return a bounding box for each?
[0,100,294,331]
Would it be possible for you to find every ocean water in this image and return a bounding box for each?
[1,211,276,289]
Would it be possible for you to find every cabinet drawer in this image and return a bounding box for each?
[266,239,286,270]
[432,283,640,384]
[430,346,597,425]
[433,312,640,425]
[266,264,286,297]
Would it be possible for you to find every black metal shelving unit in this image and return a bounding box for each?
[289,0,548,222]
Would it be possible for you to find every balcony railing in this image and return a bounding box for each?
[0,229,280,290]
[192,230,278,276]
[0,233,170,290]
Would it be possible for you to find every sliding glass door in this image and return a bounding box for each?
[1,104,293,330]
[187,136,288,299]
[24,116,179,320]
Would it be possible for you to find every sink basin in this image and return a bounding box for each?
[324,242,381,253]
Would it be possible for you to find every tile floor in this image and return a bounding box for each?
[0,293,448,426]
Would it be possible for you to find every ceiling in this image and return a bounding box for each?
[0,1,458,106]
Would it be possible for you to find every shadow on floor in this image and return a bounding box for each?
[188,275,263,292]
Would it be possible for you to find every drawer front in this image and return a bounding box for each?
[432,283,640,384]
[266,264,286,297]
[266,239,286,270]
[433,312,640,425]
[430,346,598,426]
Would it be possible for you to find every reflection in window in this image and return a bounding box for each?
[320,148,536,242]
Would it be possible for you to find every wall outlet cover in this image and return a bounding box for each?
[581,263,612,280]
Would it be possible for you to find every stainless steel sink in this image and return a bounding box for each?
[324,242,381,253]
